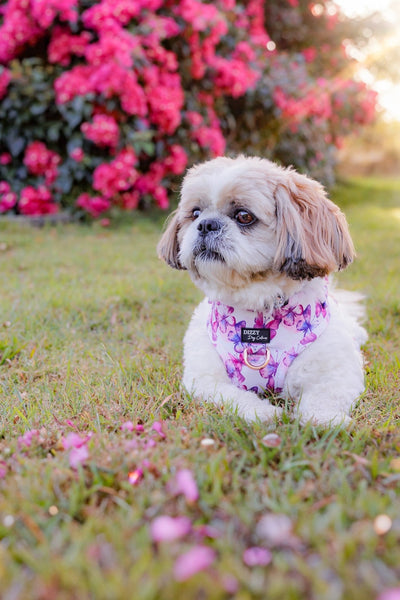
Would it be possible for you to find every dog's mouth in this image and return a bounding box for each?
[193,248,225,262]
[192,239,225,263]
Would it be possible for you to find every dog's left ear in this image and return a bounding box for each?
[273,169,355,280]
[157,210,186,270]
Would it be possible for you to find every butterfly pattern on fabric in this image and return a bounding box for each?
[207,283,331,394]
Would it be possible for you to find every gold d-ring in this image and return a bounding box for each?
[243,347,271,370]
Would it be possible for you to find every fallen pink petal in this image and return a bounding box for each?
[152,421,166,438]
[69,445,89,469]
[243,546,272,567]
[256,513,294,546]
[63,432,90,450]
[377,588,400,600]
[150,515,192,543]
[173,545,216,581]
[120,421,134,432]
[18,429,39,449]
[193,524,221,539]
[128,468,143,485]
[173,469,199,502]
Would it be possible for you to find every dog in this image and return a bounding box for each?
[157,156,367,426]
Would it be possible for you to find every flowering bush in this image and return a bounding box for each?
[0,0,377,218]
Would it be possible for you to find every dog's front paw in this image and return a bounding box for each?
[299,410,351,428]
[231,394,282,423]
[241,403,283,423]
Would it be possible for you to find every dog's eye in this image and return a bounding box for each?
[235,210,256,226]
[191,208,201,220]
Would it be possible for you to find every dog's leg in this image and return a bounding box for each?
[285,317,365,426]
[182,301,282,423]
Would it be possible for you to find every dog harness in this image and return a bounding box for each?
[207,283,331,394]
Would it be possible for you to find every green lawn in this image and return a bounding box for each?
[0,178,399,599]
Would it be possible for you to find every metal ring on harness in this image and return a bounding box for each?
[243,347,271,370]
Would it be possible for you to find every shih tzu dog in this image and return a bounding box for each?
[157,156,367,426]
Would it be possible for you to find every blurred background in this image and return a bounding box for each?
[0,0,399,220]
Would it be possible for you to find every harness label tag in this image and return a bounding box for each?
[241,328,271,344]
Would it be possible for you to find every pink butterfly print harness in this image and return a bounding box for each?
[207,285,330,394]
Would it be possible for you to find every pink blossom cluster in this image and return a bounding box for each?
[81,114,120,149]
[19,185,58,215]
[48,27,91,66]
[93,147,138,198]
[0,0,379,217]
[0,68,11,100]
[274,75,377,139]
[23,141,61,186]
[0,181,17,213]
[0,0,42,63]
[76,193,111,218]
[31,0,78,28]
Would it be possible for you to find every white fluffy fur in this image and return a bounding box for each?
[158,156,367,426]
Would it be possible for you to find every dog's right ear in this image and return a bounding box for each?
[157,210,186,270]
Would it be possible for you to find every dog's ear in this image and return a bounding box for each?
[273,169,355,280]
[157,210,186,270]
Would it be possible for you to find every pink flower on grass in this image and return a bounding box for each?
[174,545,216,581]
[378,589,400,600]
[243,547,272,567]
[62,432,91,469]
[170,469,199,502]
[150,515,192,543]
[128,468,143,485]
[152,421,166,438]
[18,429,40,449]
[120,421,134,432]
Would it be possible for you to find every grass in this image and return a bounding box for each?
[0,177,399,599]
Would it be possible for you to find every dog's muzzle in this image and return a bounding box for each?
[193,218,225,262]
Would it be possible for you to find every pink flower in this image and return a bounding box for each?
[0,152,12,165]
[69,445,89,469]
[18,429,40,449]
[0,181,17,213]
[173,545,216,581]
[48,27,91,66]
[377,589,400,600]
[93,148,138,199]
[120,421,134,432]
[162,145,188,175]
[19,186,58,216]
[170,469,199,502]
[150,515,192,543]
[62,432,91,469]
[23,141,61,185]
[152,421,166,438]
[0,67,11,99]
[128,468,143,485]
[242,547,272,567]
[76,193,111,218]
[70,147,84,162]
[81,114,120,149]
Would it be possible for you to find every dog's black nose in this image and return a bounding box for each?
[197,218,222,235]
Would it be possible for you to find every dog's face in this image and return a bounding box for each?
[158,156,355,306]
